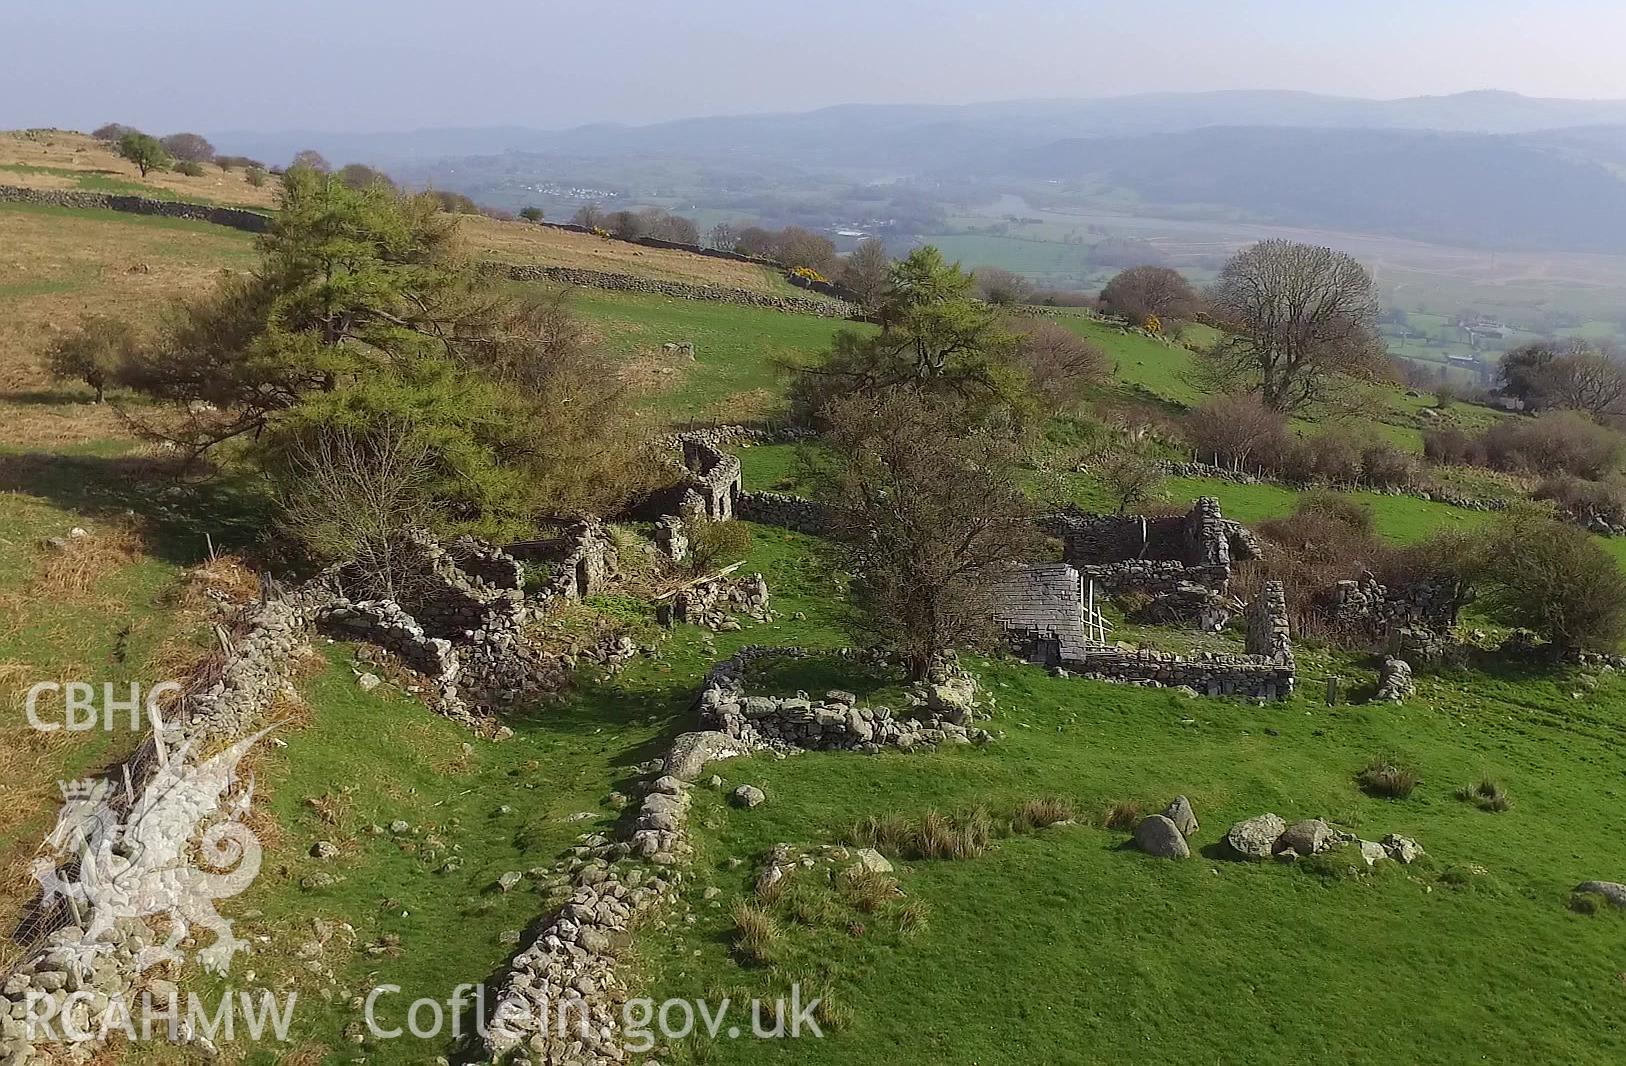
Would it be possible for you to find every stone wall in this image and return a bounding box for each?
[506,519,618,603]
[696,647,989,751]
[657,571,771,630]
[2,593,315,1064]
[496,262,853,318]
[736,490,833,534]
[0,184,271,232]
[1319,575,1469,634]
[1044,497,1251,596]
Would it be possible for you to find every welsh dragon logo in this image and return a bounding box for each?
[31,725,275,978]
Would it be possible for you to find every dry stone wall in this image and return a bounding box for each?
[0,184,271,232]
[1,594,314,1064]
[497,262,853,318]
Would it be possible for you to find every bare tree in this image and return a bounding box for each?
[289,149,331,173]
[839,238,891,311]
[1539,347,1626,418]
[774,226,840,276]
[571,203,606,229]
[160,132,215,163]
[277,418,435,599]
[1095,448,1167,514]
[1098,265,1199,326]
[972,266,1033,306]
[1204,240,1385,412]
[810,389,1046,680]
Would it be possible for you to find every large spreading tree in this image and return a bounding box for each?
[1204,240,1386,413]
[118,167,653,560]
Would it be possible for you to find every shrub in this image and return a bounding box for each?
[1456,777,1511,812]
[244,166,268,187]
[1357,758,1419,799]
[731,902,781,964]
[1008,319,1108,414]
[1301,429,1363,484]
[684,519,753,575]
[1360,440,1419,488]
[790,265,829,284]
[1423,425,1477,466]
[44,314,137,403]
[1477,411,1622,478]
[1466,512,1626,656]
[1533,475,1626,528]
[172,159,205,177]
[1182,393,1289,469]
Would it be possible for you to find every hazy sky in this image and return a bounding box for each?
[7,0,1626,133]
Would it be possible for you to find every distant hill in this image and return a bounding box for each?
[997,126,1626,253]
[214,90,1626,172]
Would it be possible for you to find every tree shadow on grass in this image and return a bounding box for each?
[0,450,270,565]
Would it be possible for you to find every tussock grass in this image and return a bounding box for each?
[1100,800,1144,832]
[1011,796,1076,833]
[837,867,901,914]
[1456,777,1511,812]
[731,901,783,964]
[896,898,930,936]
[1357,758,1419,799]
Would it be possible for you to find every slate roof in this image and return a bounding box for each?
[989,563,1094,663]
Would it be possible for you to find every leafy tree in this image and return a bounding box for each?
[160,132,215,162]
[1500,340,1626,417]
[116,132,171,176]
[839,238,891,311]
[808,389,1046,680]
[790,246,1024,426]
[519,206,545,223]
[119,168,652,549]
[1204,240,1386,412]
[44,315,137,402]
[1099,265,1199,326]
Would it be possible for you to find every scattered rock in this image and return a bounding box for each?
[356,672,382,692]
[1225,813,1287,860]
[1161,795,1199,838]
[496,871,522,892]
[1133,815,1191,859]
[310,841,340,860]
[1275,819,1332,857]
[730,784,766,809]
[851,848,893,875]
[1381,834,1425,864]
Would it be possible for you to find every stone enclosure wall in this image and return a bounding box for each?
[496,262,852,318]
[1042,497,1259,596]
[0,184,271,232]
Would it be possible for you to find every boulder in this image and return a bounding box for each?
[1381,834,1425,864]
[1574,881,1626,908]
[1161,795,1199,838]
[1357,840,1389,867]
[663,730,748,781]
[1133,815,1190,859]
[1225,814,1286,860]
[851,848,894,875]
[1275,819,1332,857]
[730,785,766,809]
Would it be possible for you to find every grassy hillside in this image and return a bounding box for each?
[0,129,284,210]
